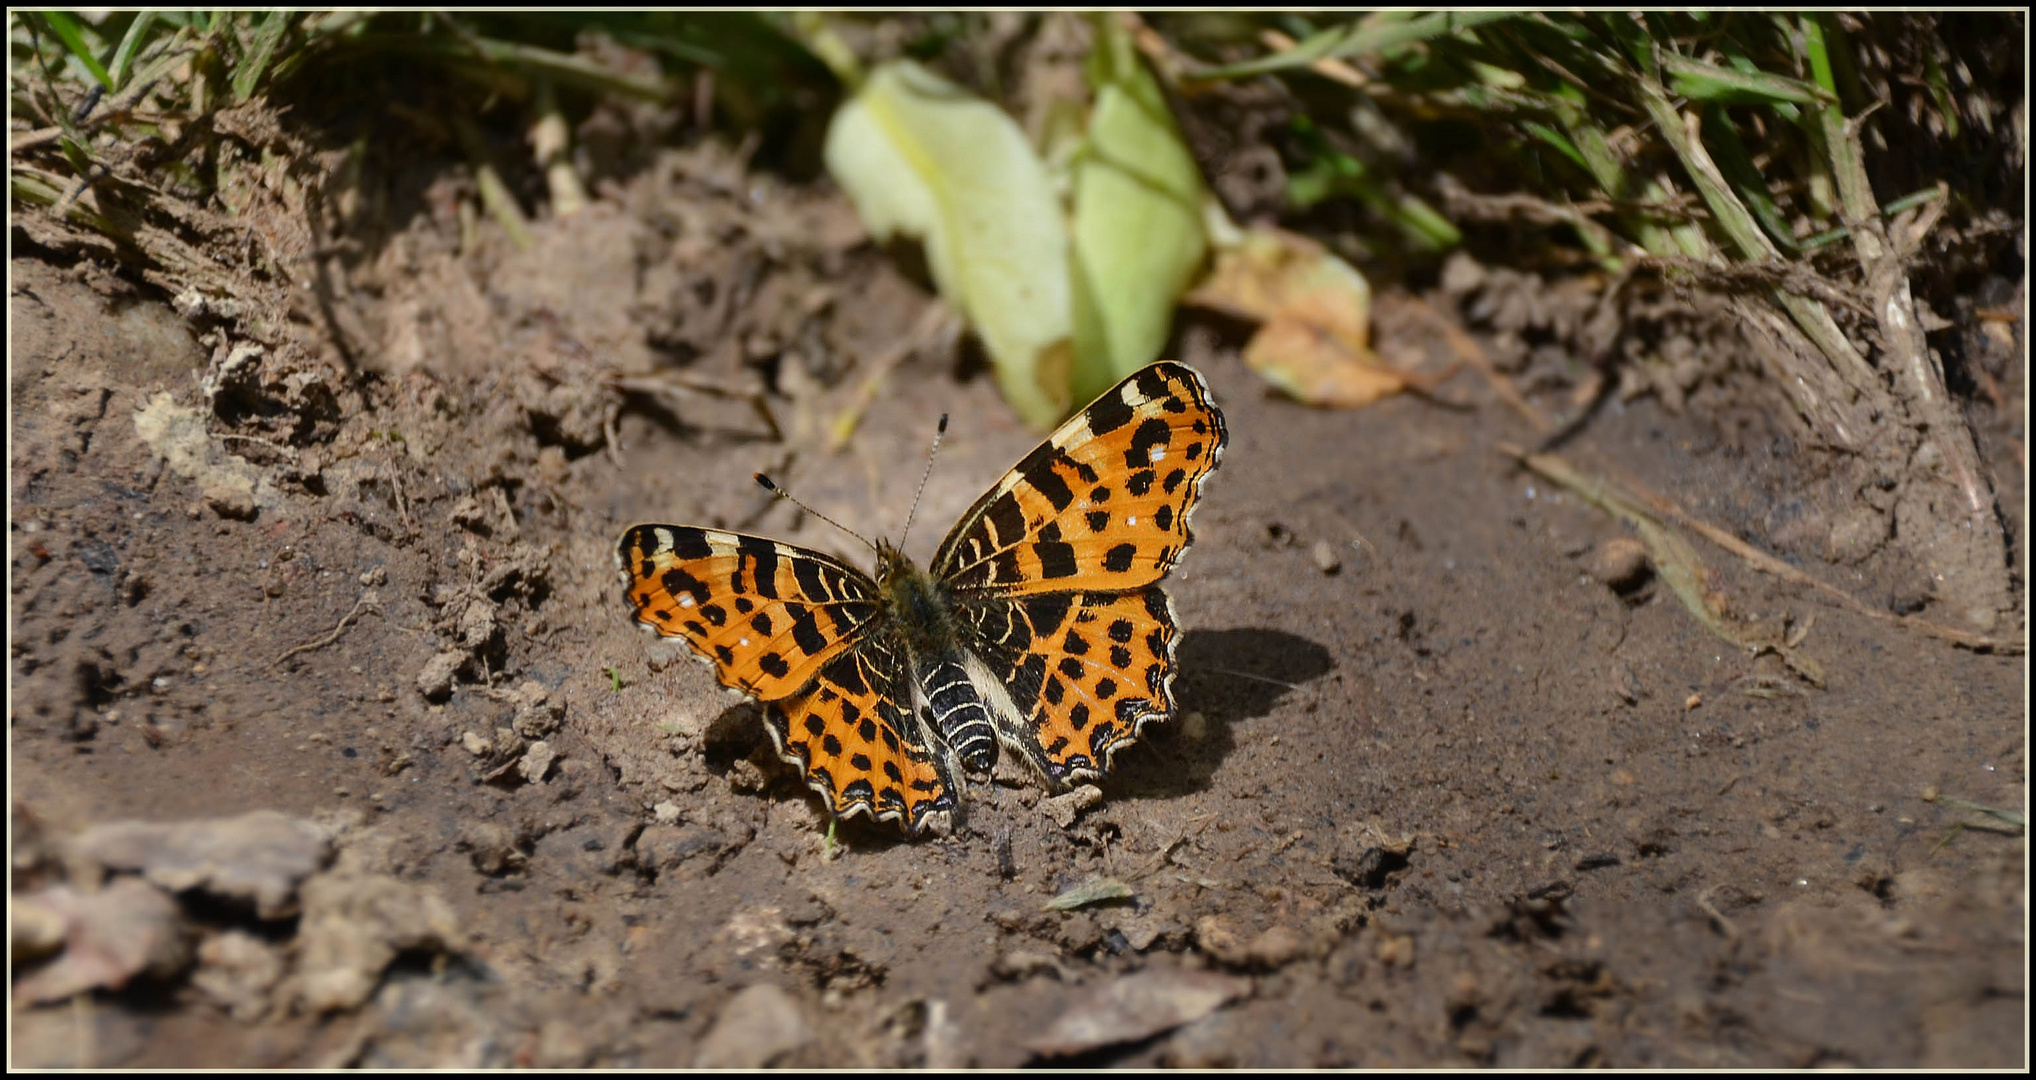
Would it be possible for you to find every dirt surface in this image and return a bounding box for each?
[10,133,2026,1068]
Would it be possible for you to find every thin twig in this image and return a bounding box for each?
[1695,888,1740,943]
[609,372,782,442]
[386,454,413,535]
[10,126,64,152]
[1259,28,1369,89]
[273,591,377,667]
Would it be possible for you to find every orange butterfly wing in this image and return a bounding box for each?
[762,638,958,831]
[617,524,957,831]
[617,525,875,701]
[933,362,1225,596]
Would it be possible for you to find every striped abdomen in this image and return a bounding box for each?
[918,655,996,772]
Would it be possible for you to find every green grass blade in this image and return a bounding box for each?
[231,10,296,103]
[107,10,158,89]
[1662,53,1828,107]
[1701,104,1801,256]
[36,10,115,91]
[1193,11,1520,81]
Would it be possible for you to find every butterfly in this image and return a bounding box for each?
[616,361,1227,834]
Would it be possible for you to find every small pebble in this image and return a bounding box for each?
[1587,537,1650,591]
[1311,540,1342,575]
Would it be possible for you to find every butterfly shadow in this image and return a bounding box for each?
[1111,627,1335,800]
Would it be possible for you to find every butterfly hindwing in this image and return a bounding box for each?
[932,363,1227,597]
[762,638,958,831]
[616,525,879,702]
[956,587,1181,787]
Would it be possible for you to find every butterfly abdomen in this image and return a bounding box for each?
[917,656,997,772]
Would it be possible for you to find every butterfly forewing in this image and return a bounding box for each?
[932,363,1227,597]
[617,524,878,701]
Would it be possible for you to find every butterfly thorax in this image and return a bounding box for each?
[873,540,957,660]
[873,539,998,772]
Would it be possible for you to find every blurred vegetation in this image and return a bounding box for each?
[9,11,833,248]
[1150,12,2020,271]
[15,10,2017,288]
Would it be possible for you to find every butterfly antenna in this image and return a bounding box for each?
[754,474,877,552]
[897,413,949,549]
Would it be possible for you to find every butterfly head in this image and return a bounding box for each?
[872,537,951,649]
[871,537,921,591]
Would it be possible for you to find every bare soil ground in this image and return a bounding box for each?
[10,134,2026,1067]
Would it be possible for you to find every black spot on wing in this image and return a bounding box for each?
[1126,417,1171,469]
[665,527,713,560]
[738,536,781,599]
[987,495,1026,549]
[790,607,827,656]
[1027,594,1073,637]
[1133,365,1170,402]
[792,557,832,603]
[1027,455,1075,511]
[1036,541,1078,579]
[660,566,709,604]
[1086,386,1134,435]
[1143,589,1171,621]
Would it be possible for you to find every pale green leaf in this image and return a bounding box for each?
[1068,22,1208,406]
[823,61,1073,429]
